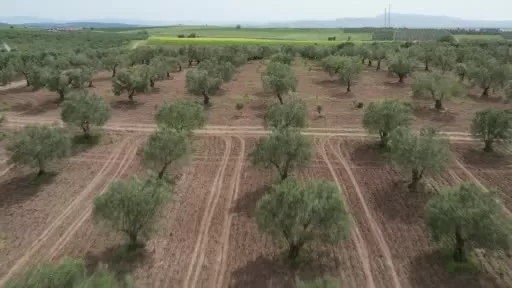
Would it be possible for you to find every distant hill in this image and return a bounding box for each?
[21,22,143,29]
[2,13,512,29]
[259,13,512,29]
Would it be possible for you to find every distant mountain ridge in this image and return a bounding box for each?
[1,13,512,29]
[260,13,512,29]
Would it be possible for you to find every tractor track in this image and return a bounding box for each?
[319,137,376,288]
[0,135,133,286]
[47,137,142,259]
[330,137,402,288]
[179,136,232,288]
[212,136,245,288]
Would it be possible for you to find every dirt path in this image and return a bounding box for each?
[213,136,245,288]
[0,136,132,286]
[0,80,26,92]
[318,137,376,288]
[181,137,232,288]
[46,137,142,259]
[329,137,402,288]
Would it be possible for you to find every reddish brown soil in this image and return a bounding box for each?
[1,61,510,132]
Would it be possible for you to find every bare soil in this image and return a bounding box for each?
[1,60,512,288]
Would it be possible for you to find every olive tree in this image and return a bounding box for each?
[112,65,150,102]
[102,49,127,77]
[46,71,71,101]
[250,128,313,181]
[261,62,297,104]
[197,59,235,82]
[426,183,512,263]
[388,127,451,192]
[144,128,191,179]
[5,257,133,288]
[335,56,362,92]
[7,125,70,176]
[455,63,468,82]
[256,178,350,265]
[388,53,416,83]
[93,174,172,250]
[414,43,435,71]
[412,71,464,110]
[60,90,111,138]
[467,57,511,97]
[265,94,307,129]
[470,108,512,152]
[371,46,387,71]
[155,100,206,132]
[270,53,294,65]
[362,99,412,148]
[185,69,223,106]
[432,46,457,72]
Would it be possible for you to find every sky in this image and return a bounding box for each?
[2,0,511,23]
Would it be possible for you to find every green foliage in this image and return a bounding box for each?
[432,46,457,72]
[372,29,395,41]
[334,56,362,92]
[250,128,312,180]
[60,90,111,138]
[261,62,297,104]
[5,257,133,288]
[413,43,436,71]
[235,102,244,110]
[185,69,223,106]
[265,94,307,129]
[297,277,340,288]
[46,70,71,100]
[197,59,235,82]
[467,57,511,97]
[112,65,150,101]
[371,45,387,71]
[155,100,206,132]
[387,52,416,83]
[256,178,350,265]
[388,127,451,192]
[412,71,464,110]
[470,108,512,152]
[144,127,191,179]
[455,63,468,81]
[102,48,127,77]
[7,125,70,175]
[270,52,294,65]
[394,29,453,41]
[362,99,412,148]
[93,174,172,249]
[426,183,512,263]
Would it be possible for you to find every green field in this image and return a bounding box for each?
[121,26,372,42]
[147,36,346,46]
[453,34,505,40]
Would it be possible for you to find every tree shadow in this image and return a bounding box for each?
[348,142,387,167]
[71,134,102,156]
[110,100,144,111]
[232,184,271,219]
[229,255,294,288]
[0,171,56,208]
[383,80,407,87]
[84,244,151,278]
[312,79,339,89]
[371,178,432,225]
[408,250,499,288]
[467,93,503,103]
[0,86,31,96]
[460,146,512,168]
[412,105,456,123]
[19,98,60,116]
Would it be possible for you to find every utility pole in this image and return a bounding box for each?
[384,8,387,28]
[388,3,391,28]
